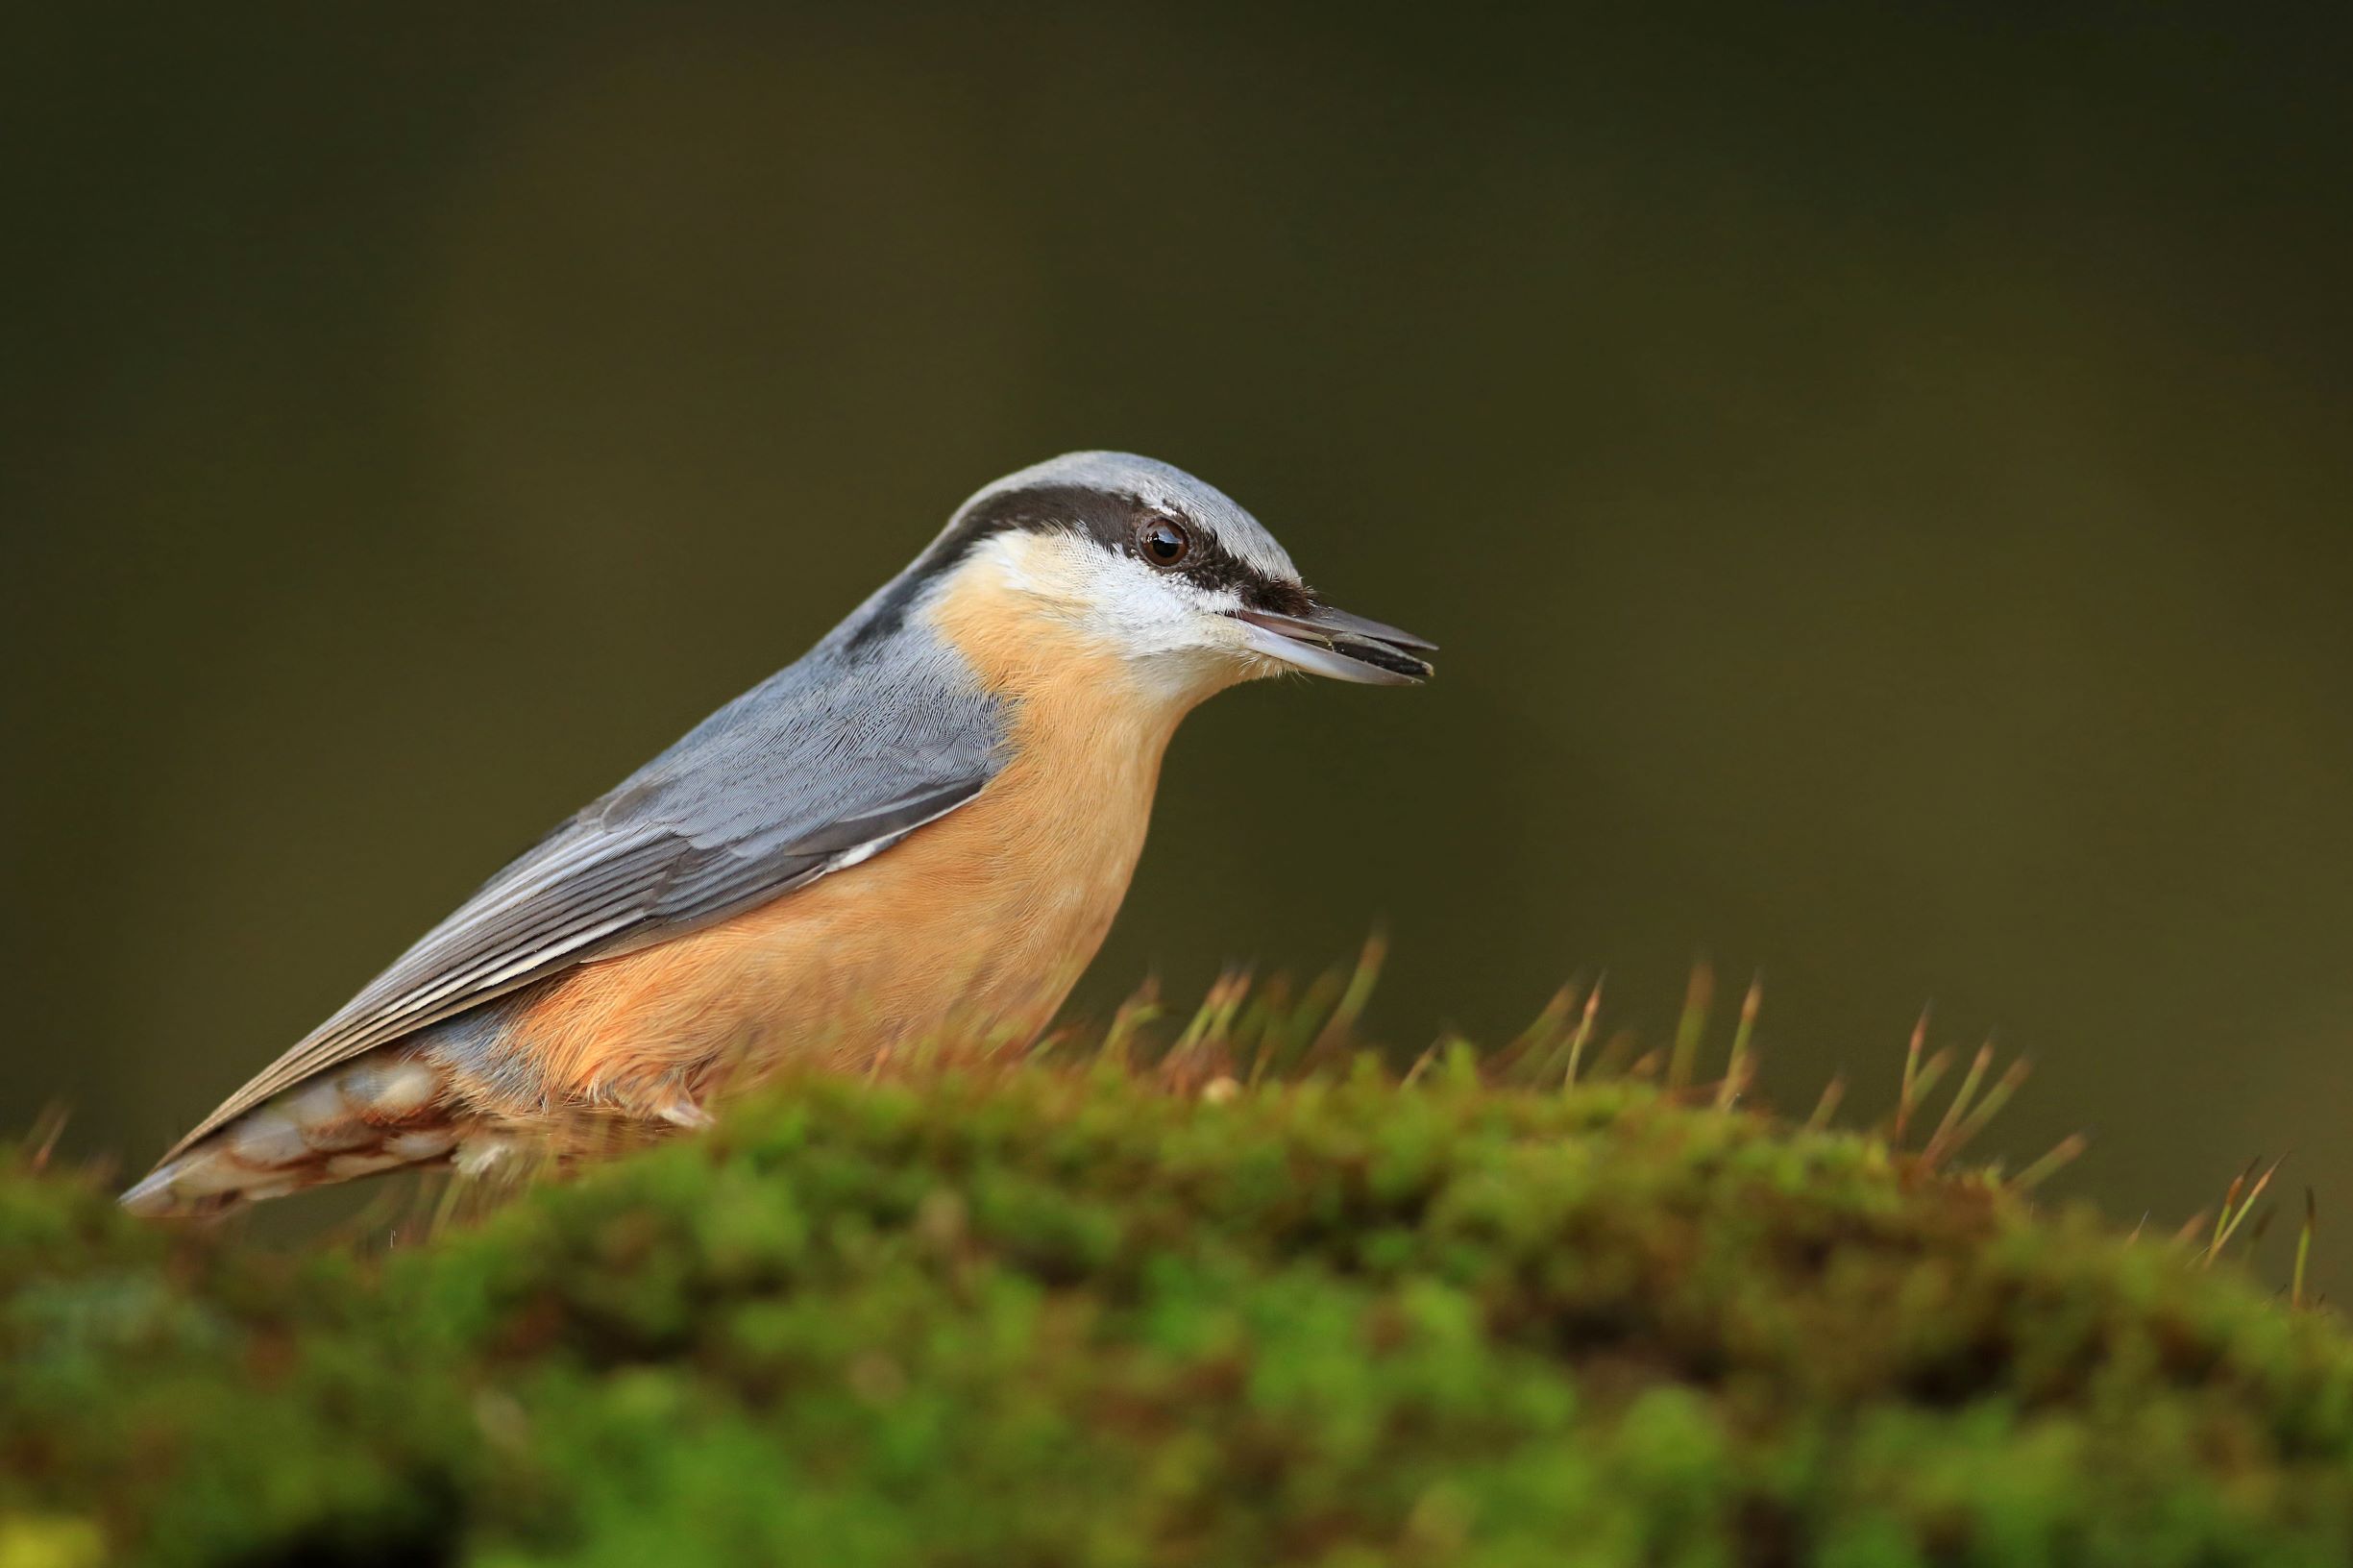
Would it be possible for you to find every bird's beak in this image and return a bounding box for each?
[1230,603,1436,685]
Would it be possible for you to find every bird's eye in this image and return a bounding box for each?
[1137,517,1192,569]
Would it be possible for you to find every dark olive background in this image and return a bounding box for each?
[7,6,2350,1275]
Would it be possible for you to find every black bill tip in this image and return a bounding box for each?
[1232,606,1436,685]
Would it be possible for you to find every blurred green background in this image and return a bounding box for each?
[6,6,2350,1275]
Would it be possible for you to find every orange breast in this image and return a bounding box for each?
[476,560,1191,1116]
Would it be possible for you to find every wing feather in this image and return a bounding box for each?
[164,641,1002,1158]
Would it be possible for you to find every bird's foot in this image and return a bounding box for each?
[638,1088,715,1131]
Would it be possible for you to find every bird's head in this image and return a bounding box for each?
[890,452,1434,707]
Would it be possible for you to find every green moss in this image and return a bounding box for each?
[7,1067,2353,1566]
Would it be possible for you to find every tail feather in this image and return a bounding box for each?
[120,1049,464,1217]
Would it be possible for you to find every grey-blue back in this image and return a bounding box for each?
[164,577,1008,1156]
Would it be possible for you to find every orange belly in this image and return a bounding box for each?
[500,739,1158,1112]
[451,561,1205,1123]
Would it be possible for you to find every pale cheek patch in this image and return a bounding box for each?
[981,529,1095,600]
[959,532,1258,683]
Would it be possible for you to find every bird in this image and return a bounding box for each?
[120,452,1434,1216]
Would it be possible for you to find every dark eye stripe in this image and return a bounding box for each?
[846,481,1310,650]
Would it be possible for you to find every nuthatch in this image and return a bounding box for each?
[123,453,1434,1215]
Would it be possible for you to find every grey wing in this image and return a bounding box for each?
[165,653,1003,1158]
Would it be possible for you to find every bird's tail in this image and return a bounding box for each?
[119,1048,471,1217]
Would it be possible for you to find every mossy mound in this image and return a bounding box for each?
[6,1063,2353,1566]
